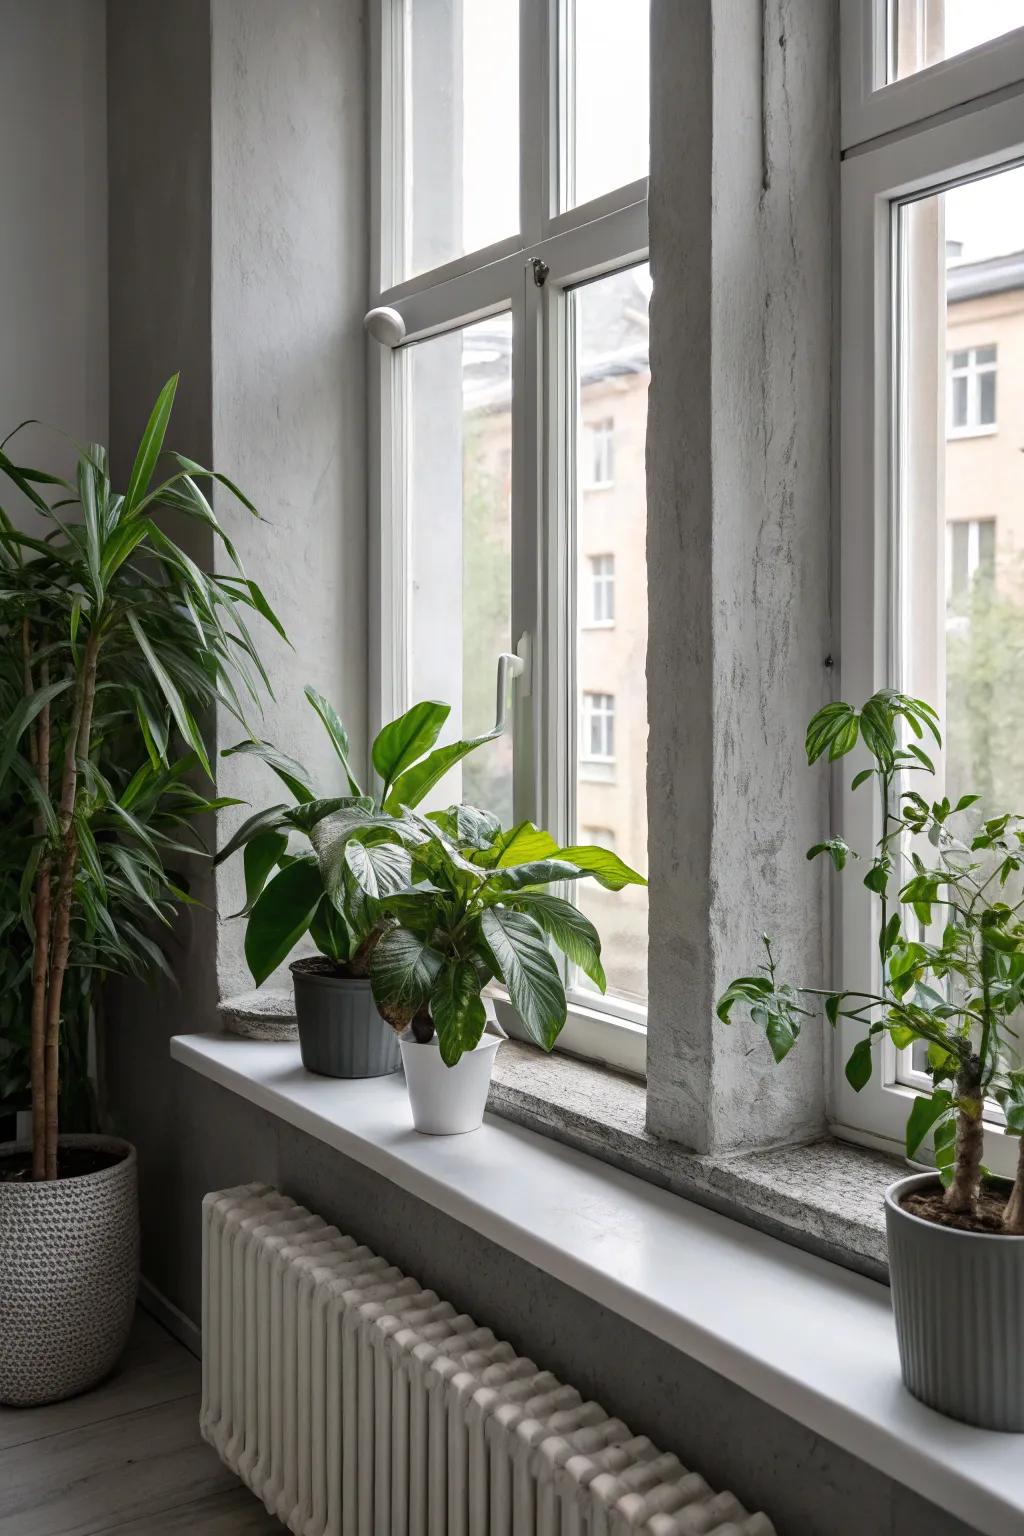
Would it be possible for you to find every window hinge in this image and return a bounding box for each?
[530,257,550,289]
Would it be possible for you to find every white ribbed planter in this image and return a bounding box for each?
[400,1033,501,1135]
[0,1135,138,1406]
[886,1171,1024,1431]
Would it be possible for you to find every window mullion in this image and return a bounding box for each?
[519,0,551,248]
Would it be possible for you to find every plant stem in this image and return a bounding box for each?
[944,1062,984,1216]
[22,623,50,1182]
[1002,1137,1024,1235]
[43,630,100,1180]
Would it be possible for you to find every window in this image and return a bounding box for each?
[587,554,615,625]
[582,692,615,760]
[947,345,997,434]
[370,1,650,1072]
[888,0,1024,81]
[840,7,1024,1176]
[583,418,615,488]
[581,825,617,854]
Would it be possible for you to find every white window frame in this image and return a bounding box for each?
[839,19,1024,1176]
[585,552,615,627]
[841,0,1024,150]
[946,344,998,436]
[367,0,649,1077]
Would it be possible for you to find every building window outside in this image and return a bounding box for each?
[947,344,997,435]
[839,4,1024,1174]
[581,825,617,854]
[587,553,615,625]
[582,692,616,760]
[584,418,615,488]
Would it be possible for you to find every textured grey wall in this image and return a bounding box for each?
[645,0,834,1154]
[0,0,107,485]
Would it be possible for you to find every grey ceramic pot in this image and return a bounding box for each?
[290,964,401,1078]
[0,1135,138,1406]
[886,1170,1024,1430]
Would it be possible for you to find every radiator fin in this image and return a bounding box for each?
[201,1185,776,1536]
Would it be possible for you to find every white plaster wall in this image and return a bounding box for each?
[0,0,107,486]
[209,0,369,998]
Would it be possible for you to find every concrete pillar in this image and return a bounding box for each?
[645,0,836,1153]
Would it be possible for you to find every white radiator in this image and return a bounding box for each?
[201,1183,776,1536]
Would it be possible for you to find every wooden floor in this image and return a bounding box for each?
[0,1310,283,1534]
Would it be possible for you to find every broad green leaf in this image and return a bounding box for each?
[309,895,351,964]
[478,907,566,1051]
[716,974,772,1023]
[244,858,323,986]
[371,927,444,1016]
[905,1089,953,1160]
[124,375,178,515]
[510,892,606,991]
[304,685,361,794]
[493,822,560,867]
[491,859,588,891]
[765,1012,798,1064]
[383,727,501,812]
[373,701,449,785]
[0,677,72,792]
[844,1036,873,1091]
[222,739,314,803]
[243,829,289,908]
[344,839,413,900]
[805,702,858,765]
[806,838,852,871]
[214,804,290,865]
[552,844,646,891]
[431,962,487,1066]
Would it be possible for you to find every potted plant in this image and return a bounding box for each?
[0,377,279,1405]
[312,799,646,1133]
[718,689,1024,1430]
[217,694,505,1077]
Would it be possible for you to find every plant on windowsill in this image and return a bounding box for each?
[220,693,646,1130]
[717,688,1024,1431]
[0,376,280,1405]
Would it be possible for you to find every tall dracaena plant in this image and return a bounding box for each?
[718,690,1024,1233]
[1,376,282,1179]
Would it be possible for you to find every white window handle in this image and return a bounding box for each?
[493,634,531,734]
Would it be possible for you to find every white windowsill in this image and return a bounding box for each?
[946,423,997,440]
[171,1031,1023,1536]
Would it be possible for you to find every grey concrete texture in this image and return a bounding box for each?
[646,0,836,1154]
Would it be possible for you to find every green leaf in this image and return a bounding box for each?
[551,844,646,891]
[127,611,211,777]
[344,839,413,900]
[384,727,501,812]
[243,829,288,909]
[716,975,772,1023]
[304,685,361,795]
[478,907,566,1050]
[806,838,852,871]
[845,1037,873,1091]
[805,702,858,765]
[510,891,606,990]
[491,858,589,891]
[244,858,323,985]
[371,927,444,1016]
[0,677,72,792]
[222,738,314,803]
[431,962,487,1066]
[824,993,842,1026]
[214,804,290,865]
[905,1089,953,1160]
[373,701,450,786]
[765,1012,798,1064]
[493,822,560,867]
[124,375,178,516]
[309,895,351,964]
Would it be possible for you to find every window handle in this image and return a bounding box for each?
[493,634,531,735]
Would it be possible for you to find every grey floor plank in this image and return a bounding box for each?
[0,1314,199,1452]
[0,1390,240,1536]
[92,1486,284,1534]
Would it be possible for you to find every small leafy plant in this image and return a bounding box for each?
[717,689,1024,1234]
[222,693,646,1064]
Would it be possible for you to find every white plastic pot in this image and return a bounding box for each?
[400,1032,501,1135]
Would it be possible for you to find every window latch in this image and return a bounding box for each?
[530,257,550,289]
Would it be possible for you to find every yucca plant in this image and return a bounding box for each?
[718,690,1024,1233]
[1,376,281,1179]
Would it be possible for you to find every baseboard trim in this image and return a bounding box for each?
[138,1274,201,1360]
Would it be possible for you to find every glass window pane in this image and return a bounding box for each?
[407,313,513,822]
[404,0,519,278]
[897,162,1024,826]
[889,0,1024,81]
[572,266,650,1006]
[562,0,649,210]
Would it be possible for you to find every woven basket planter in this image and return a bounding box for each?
[0,1135,138,1406]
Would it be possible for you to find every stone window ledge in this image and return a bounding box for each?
[218,992,900,1281]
